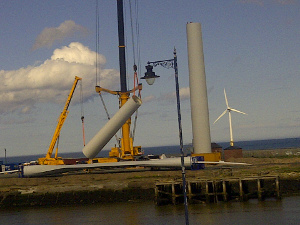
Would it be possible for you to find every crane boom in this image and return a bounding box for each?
[38,76,82,165]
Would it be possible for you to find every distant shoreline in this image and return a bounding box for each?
[1,137,300,163]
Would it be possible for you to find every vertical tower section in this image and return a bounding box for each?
[117,0,131,157]
[186,22,211,154]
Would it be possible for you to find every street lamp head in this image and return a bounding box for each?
[141,64,160,85]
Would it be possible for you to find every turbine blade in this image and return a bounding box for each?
[224,88,229,108]
[214,109,227,124]
[230,108,247,115]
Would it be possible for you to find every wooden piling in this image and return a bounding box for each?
[275,176,281,199]
[155,176,280,205]
[257,178,263,201]
[222,180,227,202]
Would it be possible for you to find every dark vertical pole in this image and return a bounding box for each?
[4,148,7,164]
[117,0,127,93]
[173,49,189,225]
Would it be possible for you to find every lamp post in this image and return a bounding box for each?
[141,48,189,225]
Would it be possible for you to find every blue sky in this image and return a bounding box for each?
[0,0,299,157]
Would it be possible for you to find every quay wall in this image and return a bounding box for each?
[0,174,299,208]
[0,155,299,208]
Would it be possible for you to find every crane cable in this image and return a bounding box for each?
[132,67,140,141]
[129,0,141,141]
[55,136,60,158]
[98,93,120,143]
[95,0,100,86]
[95,0,120,146]
[80,79,86,146]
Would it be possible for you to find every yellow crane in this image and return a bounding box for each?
[38,76,82,165]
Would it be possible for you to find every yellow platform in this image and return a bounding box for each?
[191,152,221,162]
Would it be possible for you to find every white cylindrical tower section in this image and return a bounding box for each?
[83,95,142,159]
[186,22,211,154]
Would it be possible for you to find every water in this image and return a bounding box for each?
[2,137,300,164]
[0,196,299,224]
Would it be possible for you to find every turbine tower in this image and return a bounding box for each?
[214,89,247,147]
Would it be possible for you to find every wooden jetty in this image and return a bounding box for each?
[155,176,280,205]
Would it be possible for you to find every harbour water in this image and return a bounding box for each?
[0,196,299,224]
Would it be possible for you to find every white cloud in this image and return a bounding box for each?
[238,0,264,6]
[143,95,156,103]
[0,42,119,114]
[238,0,296,6]
[51,42,106,66]
[162,87,190,101]
[32,20,88,50]
[178,87,190,100]
[276,0,296,5]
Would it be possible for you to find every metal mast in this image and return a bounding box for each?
[117,0,127,93]
[117,0,132,158]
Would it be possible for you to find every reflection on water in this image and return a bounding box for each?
[1,196,299,225]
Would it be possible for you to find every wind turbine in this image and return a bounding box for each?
[214,89,247,147]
